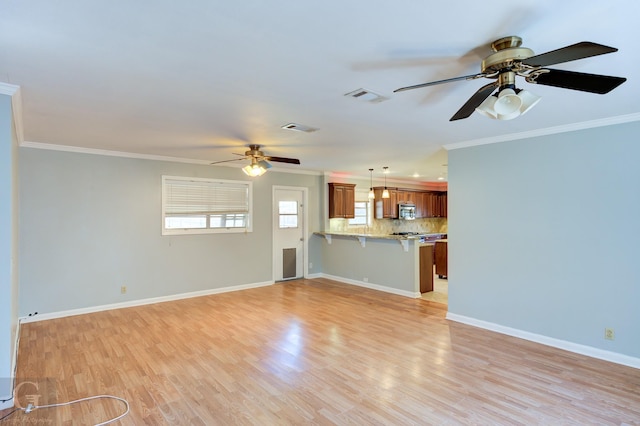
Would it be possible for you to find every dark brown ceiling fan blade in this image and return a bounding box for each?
[521,42,618,68]
[450,82,498,121]
[394,73,486,93]
[265,156,301,165]
[530,69,626,94]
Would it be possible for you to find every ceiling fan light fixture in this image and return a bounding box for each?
[242,164,265,177]
[475,93,498,119]
[476,87,541,120]
[242,158,271,177]
[494,88,523,115]
[517,89,542,115]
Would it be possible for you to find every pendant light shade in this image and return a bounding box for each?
[368,168,375,199]
[382,166,390,198]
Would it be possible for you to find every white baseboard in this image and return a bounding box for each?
[305,273,322,279]
[446,312,640,369]
[318,273,420,299]
[19,280,274,323]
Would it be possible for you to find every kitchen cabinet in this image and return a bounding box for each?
[440,193,447,217]
[374,187,398,219]
[415,192,425,218]
[432,192,447,218]
[373,187,447,219]
[422,191,448,218]
[328,183,356,218]
[397,190,416,205]
[435,240,447,278]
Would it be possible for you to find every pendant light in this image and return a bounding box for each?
[368,168,375,199]
[382,166,390,198]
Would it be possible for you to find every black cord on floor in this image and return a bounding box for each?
[0,408,19,422]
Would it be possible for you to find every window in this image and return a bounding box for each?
[349,200,369,226]
[162,176,252,235]
[278,201,298,228]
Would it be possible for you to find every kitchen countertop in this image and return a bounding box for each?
[314,231,446,241]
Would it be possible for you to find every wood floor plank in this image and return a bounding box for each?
[2,277,639,424]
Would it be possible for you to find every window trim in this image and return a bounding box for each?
[161,175,253,235]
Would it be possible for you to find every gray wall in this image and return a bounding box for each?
[448,121,640,358]
[316,234,416,293]
[0,94,19,403]
[19,148,322,316]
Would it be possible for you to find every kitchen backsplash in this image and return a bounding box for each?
[329,217,448,234]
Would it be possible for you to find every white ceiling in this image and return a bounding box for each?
[2,0,639,182]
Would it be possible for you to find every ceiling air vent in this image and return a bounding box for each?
[281,123,318,133]
[344,88,389,103]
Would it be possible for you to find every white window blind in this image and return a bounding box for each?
[162,176,252,235]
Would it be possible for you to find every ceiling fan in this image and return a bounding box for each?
[394,36,627,121]
[211,144,301,176]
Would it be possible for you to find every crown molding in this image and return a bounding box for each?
[444,112,640,151]
[0,82,19,96]
[19,141,323,176]
[0,82,24,144]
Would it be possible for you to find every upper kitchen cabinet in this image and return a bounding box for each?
[438,192,448,218]
[396,190,416,205]
[328,183,356,218]
[373,187,398,219]
[415,191,426,218]
[372,186,447,219]
[412,191,448,218]
[422,191,448,218]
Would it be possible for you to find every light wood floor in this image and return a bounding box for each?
[3,278,640,425]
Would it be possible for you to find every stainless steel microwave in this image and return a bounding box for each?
[398,203,416,220]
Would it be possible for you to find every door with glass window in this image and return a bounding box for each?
[273,187,305,281]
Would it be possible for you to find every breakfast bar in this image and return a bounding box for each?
[313,231,445,298]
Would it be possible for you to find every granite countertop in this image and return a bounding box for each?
[314,231,445,241]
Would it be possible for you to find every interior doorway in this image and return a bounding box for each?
[273,186,308,281]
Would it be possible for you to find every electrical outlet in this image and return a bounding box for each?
[309,262,313,269]
[363,277,369,283]
[604,328,615,341]
[121,286,127,294]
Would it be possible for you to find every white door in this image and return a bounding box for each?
[273,187,306,281]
